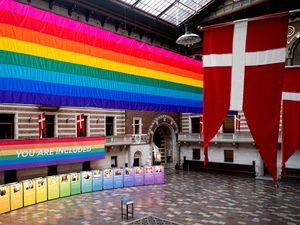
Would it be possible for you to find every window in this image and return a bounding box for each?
[83,161,91,171]
[191,117,200,133]
[133,118,142,134]
[0,114,14,139]
[5,170,17,184]
[48,165,57,176]
[223,116,234,133]
[111,156,117,167]
[192,149,200,160]
[224,150,234,162]
[46,115,55,138]
[106,116,115,136]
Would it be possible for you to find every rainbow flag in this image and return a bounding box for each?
[0,137,105,171]
[0,0,203,113]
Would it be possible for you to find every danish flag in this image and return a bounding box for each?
[38,113,46,138]
[282,66,300,176]
[202,12,289,182]
[77,114,86,137]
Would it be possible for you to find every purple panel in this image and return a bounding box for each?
[144,166,155,185]
[124,167,134,187]
[134,167,144,186]
[154,166,165,184]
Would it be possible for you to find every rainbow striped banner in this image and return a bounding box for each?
[0,0,203,113]
[0,137,105,171]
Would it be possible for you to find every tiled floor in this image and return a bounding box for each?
[0,169,300,225]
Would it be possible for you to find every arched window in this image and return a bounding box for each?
[292,40,300,65]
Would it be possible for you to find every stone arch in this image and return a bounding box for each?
[148,115,179,164]
[133,150,142,166]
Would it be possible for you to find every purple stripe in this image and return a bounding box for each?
[0,91,202,113]
[0,156,104,171]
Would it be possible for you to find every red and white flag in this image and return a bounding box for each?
[282,66,300,176]
[199,114,204,137]
[77,114,86,137]
[38,113,46,138]
[202,13,288,182]
[235,114,241,134]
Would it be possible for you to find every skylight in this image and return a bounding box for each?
[117,0,213,26]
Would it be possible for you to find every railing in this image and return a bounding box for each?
[105,134,148,146]
[178,132,254,143]
[178,132,282,143]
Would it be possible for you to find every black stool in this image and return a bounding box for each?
[121,197,134,219]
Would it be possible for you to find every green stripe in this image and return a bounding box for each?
[0,51,202,94]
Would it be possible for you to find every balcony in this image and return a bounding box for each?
[105,134,149,146]
[178,132,282,144]
[178,132,255,143]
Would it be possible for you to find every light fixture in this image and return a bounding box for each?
[176,24,201,47]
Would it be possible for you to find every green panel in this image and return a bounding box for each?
[59,174,71,197]
[47,176,59,200]
[70,173,81,195]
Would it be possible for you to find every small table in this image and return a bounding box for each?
[121,197,134,219]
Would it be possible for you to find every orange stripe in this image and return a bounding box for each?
[0,23,203,80]
[0,141,103,151]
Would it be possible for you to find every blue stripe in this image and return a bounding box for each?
[0,90,203,113]
[0,151,105,166]
[0,77,201,108]
[0,64,202,101]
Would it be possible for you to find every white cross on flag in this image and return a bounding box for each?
[202,12,288,182]
[282,66,300,176]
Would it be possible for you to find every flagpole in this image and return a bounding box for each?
[201,11,289,31]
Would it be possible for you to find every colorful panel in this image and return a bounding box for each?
[59,174,71,197]
[47,176,59,200]
[0,0,203,113]
[92,170,103,192]
[23,179,36,207]
[70,173,81,195]
[124,167,134,187]
[81,171,92,193]
[10,182,23,210]
[144,166,155,185]
[154,166,165,184]
[0,185,10,214]
[0,137,105,171]
[134,167,144,186]
[113,168,124,189]
[103,169,114,190]
[35,177,47,203]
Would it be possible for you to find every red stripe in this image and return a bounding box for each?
[283,67,300,93]
[246,15,288,52]
[0,9,201,74]
[0,137,104,146]
[203,24,234,55]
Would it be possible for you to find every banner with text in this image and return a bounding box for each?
[0,137,105,171]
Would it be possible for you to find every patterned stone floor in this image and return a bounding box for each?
[0,169,300,225]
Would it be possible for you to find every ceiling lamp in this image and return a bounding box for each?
[176,24,201,47]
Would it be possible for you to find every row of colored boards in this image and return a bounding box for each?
[0,166,164,214]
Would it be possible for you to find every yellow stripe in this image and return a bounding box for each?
[0,144,104,156]
[0,37,203,88]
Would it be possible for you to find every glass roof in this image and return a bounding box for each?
[117,0,212,26]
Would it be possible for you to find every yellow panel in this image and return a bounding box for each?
[10,183,23,210]
[0,185,10,214]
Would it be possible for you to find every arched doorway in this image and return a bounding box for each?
[133,151,142,166]
[148,115,178,165]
